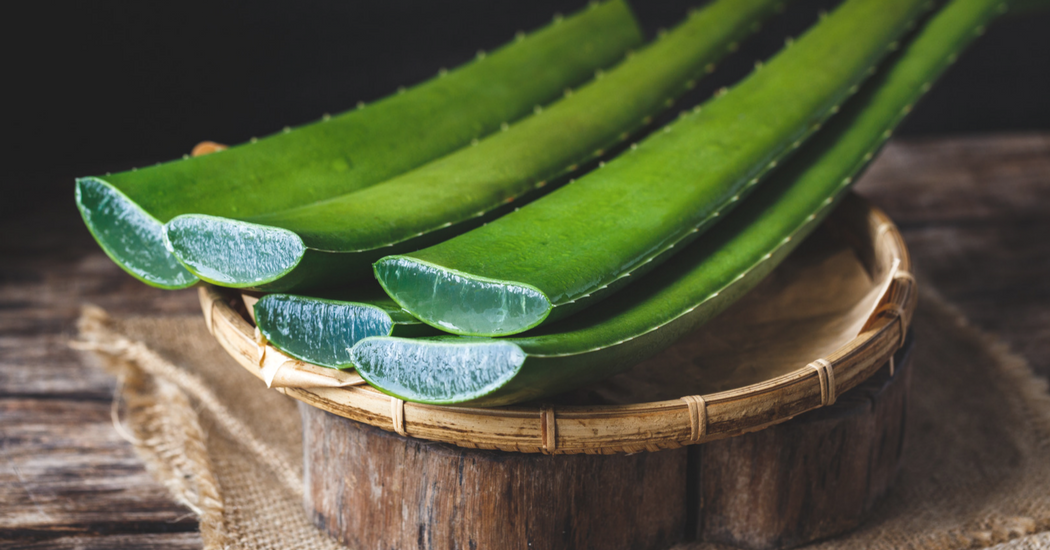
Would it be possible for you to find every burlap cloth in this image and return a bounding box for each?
[74,283,1050,550]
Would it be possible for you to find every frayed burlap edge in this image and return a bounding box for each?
[73,306,231,548]
[73,305,314,550]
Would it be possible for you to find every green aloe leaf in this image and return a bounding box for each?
[76,1,643,289]
[164,0,784,292]
[351,0,1006,406]
[253,290,436,368]
[375,0,931,337]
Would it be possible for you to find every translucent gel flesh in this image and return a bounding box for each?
[254,294,394,369]
[75,178,198,288]
[374,257,551,336]
[352,337,526,402]
[165,215,306,287]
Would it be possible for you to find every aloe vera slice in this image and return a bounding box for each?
[374,0,930,337]
[254,289,436,368]
[352,0,1003,406]
[75,1,643,290]
[164,0,784,292]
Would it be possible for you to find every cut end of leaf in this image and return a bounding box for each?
[352,336,526,404]
[254,294,394,369]
[374,256,551,336]
[165,215,306,288]
[75,177,199,289]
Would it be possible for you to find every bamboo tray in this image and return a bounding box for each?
[199,192,916,455]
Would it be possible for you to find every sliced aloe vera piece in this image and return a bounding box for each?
[254,288,436,368]
[164,0,784,292]
[375,0,930,337]
[76,181,199,289]
[76,1,643,289]
[353,0,1003,405]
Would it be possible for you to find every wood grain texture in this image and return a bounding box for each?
[303,402,688,550]
[2,134,1047,547]
[0,168,203,548]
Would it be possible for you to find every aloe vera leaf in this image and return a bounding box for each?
[163,0,784,292]
[373,0,930,337]
[351,0,1003,406]
[254,289,436,368]
[74,1,643,290]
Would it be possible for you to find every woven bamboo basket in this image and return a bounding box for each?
[199,192,915,455]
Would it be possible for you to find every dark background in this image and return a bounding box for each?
[7,0,1050,214]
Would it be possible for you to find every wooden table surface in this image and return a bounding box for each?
[1,133,1048,549]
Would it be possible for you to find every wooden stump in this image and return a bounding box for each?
[302,408,687,550]
[302,337,912,550]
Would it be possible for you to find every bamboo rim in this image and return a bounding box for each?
[199,193,916,455]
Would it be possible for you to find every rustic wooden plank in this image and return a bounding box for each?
[1,182,202,548]
[0,398,200,545]
[855,133,1050,379]
[0,532,203,550]
[857,135,1050,224]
